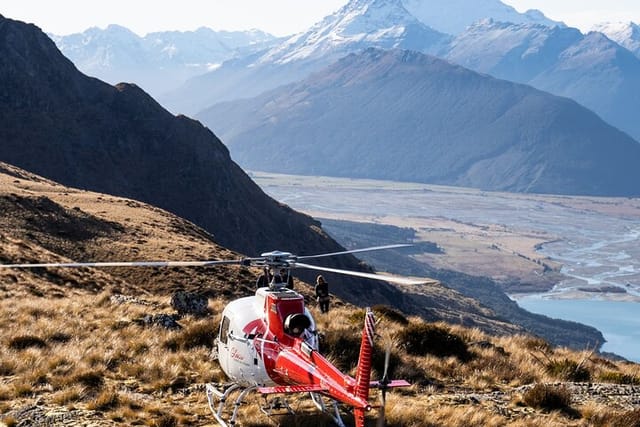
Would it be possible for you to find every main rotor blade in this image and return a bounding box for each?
[291,262,432,285]
[297,244,414,261]
[0,259,244,269]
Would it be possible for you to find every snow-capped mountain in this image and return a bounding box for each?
[198,48,640,196]
[51,25,278,97]
[592,21,640,58]
[445,20,582,81]
[442,21,640,141]
[162,0,450,114]
[260,0,448,64]
[402,0,563,35]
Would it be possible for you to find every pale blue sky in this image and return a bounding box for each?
[2,0,639,36]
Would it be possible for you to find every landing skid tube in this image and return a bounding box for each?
[206,383,257,427]
[206,384,346,426]
[310,392,346,427]
[260,395,295,416]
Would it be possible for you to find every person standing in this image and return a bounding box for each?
[315,275,330,313]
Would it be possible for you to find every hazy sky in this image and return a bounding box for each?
[2,0,639,37]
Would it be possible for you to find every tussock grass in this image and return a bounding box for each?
[610,409,640,427]
[598,371,640,385]
[398,321,472,361]
[523,383,572,411]
[545,358,591,382]
[163,319,218,351]
[590,411,640,427]
[1,286,639,426]
[8,335,48,350]
[1,416,18,427]
[372,304,409,325]
[50,385,83,405]
[87,388,120,411]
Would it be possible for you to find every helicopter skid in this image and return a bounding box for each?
[206,382,346,427]
[206,383,256,427]
[310,392,346,427]
[260,395,294,416]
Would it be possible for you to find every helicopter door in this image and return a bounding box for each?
[217,315,231,373]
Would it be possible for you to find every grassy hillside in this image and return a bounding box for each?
[2,295,639,426]
[1,163,639,426]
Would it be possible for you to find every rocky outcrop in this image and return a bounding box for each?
[171,291,209,317]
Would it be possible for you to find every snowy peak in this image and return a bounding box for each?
[260,0,448,64]
[445,20,581,80]
[557,31,629,66]
[317,0,429,41]
[402,0,564,35]
[592,21,640,57]
[51,26,278,96]
[338,0,418,34]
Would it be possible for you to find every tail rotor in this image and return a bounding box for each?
[377,331,393,427]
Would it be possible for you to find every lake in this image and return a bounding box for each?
[515,295,640,362]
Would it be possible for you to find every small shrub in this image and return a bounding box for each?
[51,388,82,405]
[72,371,105,389]
[599,371,640,385]
[47,332,72,344]
[151,414,178,427]
[8,335,47,350]
[12,382,33,397]
[164,321,216,351]
[545,358,590,382]
[523,337,552,352]
[87,389,120,411]
[610,409,640,427]
[1,416,17,427]
[105,352,127,371]
[162,337,180,352]
[372,305,409,325]
[347,310,365,325]
[523,383,572,411]
[0,360,16,376]
[152,376,190,393]
[398,322,472,361]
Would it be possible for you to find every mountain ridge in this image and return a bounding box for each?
[444,20,640,141]
[402,0,563,34]
[198,47,640,197]
[51,24,279,98]
[0,13,399,307]
[592,21,640,57]
[160,0,450,113]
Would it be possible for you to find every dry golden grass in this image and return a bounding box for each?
[0,288,228,425]
[2,165,640,426]
[2,282,640,426]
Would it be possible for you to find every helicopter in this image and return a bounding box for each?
[0,243,428,426]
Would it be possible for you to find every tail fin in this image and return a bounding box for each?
[354,307,376,402]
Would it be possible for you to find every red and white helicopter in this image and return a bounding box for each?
[1,244,427,426]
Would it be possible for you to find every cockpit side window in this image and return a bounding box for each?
[219,316,230,344]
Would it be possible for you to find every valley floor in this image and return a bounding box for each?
[251,171,640,300]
